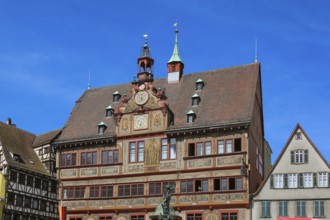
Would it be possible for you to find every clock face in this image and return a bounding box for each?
[134,114,148,130]
[134,90,149,105]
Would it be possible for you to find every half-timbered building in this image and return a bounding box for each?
[54,30,270,220]
[0,120,59,220]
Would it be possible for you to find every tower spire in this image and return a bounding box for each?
[254,38,258,63]
[168,23,182,63]
[167,22,184,83]
[87,70,91,90]
[137,34,154,83]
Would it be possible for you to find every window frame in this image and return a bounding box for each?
[314,200,325,218]
[274,174,284,189]
[278,201,288,217]
[296,200,306,217]
[318,172,328,187]
[220,211,239,220]
[180,179,208,193]
[149,181,176,195]
[217,138,242,154]
[60,153,77,167]
[261,201,271,218]
[129,141,144,163]
[101,149,119,164]
[130,214,144,220]
[213,176,243,191]
[186,212,203,220]
[63,186,86,199]
[118,183,144,197]
[89,185,114,198]
[187,141,212,157]
[80,151,97,165]
[161,138,177,160]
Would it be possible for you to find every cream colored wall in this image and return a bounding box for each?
[252,127,330,220]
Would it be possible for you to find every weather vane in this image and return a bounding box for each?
[143,34,148,46]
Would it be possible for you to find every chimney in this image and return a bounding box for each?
[6,118,12,125]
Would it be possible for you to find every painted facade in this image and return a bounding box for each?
[54,31,269,220]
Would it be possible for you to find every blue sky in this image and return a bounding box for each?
[0,0,329,163]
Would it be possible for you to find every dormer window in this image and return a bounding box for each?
[186,110,196,123]
[191,93,200,106]
[195,79,204,91]
[10,152,24,163]
[113,91,121,102]
[106,105,114,117]
[98,122,107,134]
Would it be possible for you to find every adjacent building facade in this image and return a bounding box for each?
[0,120,59,220]
[252,124,330,220]
[54,30,269,220]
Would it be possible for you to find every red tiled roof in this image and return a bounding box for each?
[57,63,260,143]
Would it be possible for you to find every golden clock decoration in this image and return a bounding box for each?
[134,90,149,105]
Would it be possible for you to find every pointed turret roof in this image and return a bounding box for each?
[168,29,182,63]
[140,34,151,58]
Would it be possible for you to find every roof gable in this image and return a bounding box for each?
[0,122,48,175]
[254,123,330,198]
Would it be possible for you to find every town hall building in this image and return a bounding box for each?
[53,28,270,220]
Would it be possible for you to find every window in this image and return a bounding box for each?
[188,142,211,157]
[130,215,144,220]
[113,92,121,102]
[44,146,50,154]
[32,198,39,209]
[218,138,242,154]
[81,151,97,165]
[106,105,114,117]
[24,197,31,208]
[288,174,298,188]
[214,177,243,191]
[35,178,41,189]
[90,186,100,198]
[101,185,114,198]
[60,153,77,167]
[9,170,17,182]
[49,202,55,213]
[295,132,302,139]
[303,173,313,188]
[63,187,86,199]
[261,201,271,218]
[39,149,43,156]
[161,138,176,160]
[314,200,325,217]
[191,94,200,106]
[40,200,46,211]
[291,150,308,164]
[118,184,144,197]
[90,185,114,198]
[19,173,26,185]
[149,181,175,195]
[187,213,202,220]
[274,174,284,188]
[279,201,288,217]
[51,180,57,193]
[220,211,238,220]
[129,141,144,163]
[70,218,83,220]
[180,179,208,193]
[102,149,119,164]
[318,172,328,187]
[26,175,33,187]
[98,122,107,134]
[16,195,23,206]
[195,79,204,90]
[187,112,196,123]
[296,200,306,217]
[100,216,112,220]
[42,180,48,191]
